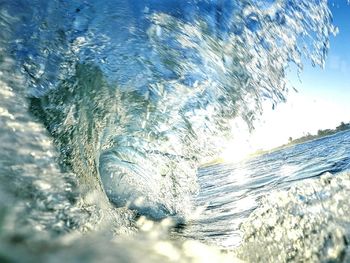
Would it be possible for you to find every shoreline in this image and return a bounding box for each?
[201,127,350,168]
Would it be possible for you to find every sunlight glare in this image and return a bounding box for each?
[220,118,255,163]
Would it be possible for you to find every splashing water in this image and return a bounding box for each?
[0,0,342,262]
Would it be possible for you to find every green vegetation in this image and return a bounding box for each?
[287,121,350,146]
[249,121,350,158]
[202,121,350,166]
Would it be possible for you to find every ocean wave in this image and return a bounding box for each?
[237,171,350,262]
[0,0,340,262]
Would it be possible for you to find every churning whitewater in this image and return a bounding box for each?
[0,0,349,262]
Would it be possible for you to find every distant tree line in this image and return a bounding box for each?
[288,121,350,146]
[251,121,350,157]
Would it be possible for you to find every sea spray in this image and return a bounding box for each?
[19,0,336,219]
[236,172,350,262]
[0,0,343,262]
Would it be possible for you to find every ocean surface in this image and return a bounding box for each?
[189,130,350,248]
[0,0,349,262]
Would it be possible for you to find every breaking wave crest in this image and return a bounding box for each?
[0,0,343,262]
[9,0,335,218]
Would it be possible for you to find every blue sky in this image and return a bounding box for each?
[292,0,350,110]
[251,0,350,150]
[221,1,350,157]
